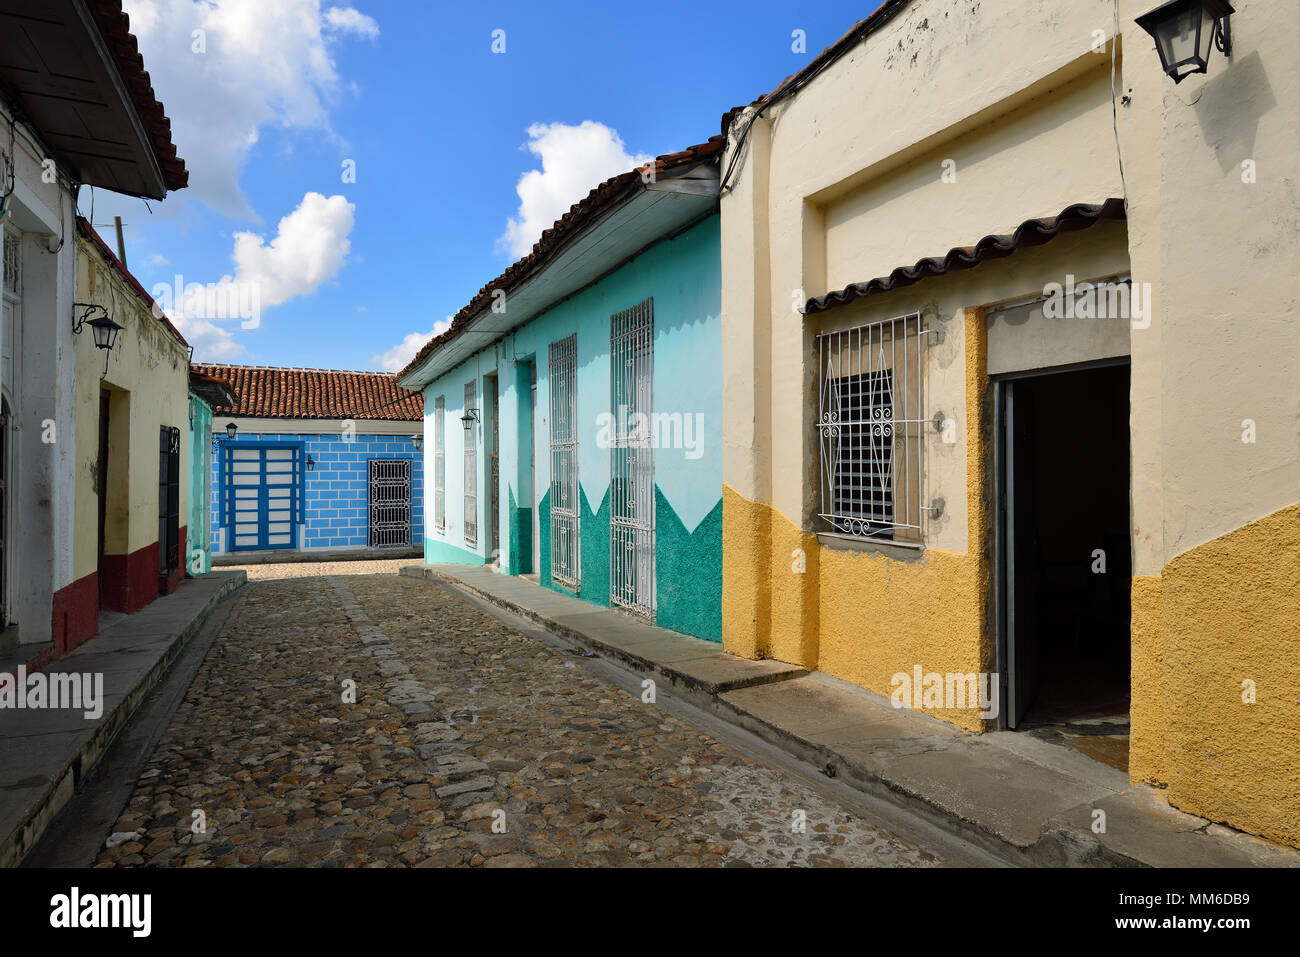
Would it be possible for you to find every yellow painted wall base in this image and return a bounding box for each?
[722,484,990,731]
[1158,501,1300,849]
[1128,574,1166,785]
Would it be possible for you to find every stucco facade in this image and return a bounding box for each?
[68,226,191,649]
[188,392,215,575]
[0,3,188,666]
[720,0,1300,846]
[0,100,79,658]
[209,419,424,556]
[416,216,723,642]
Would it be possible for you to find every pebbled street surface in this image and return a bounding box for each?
[94,566,947,868]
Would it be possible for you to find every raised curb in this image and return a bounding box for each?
[0,570,246,868]
[400,562,1300,869]
[399,563,806,697]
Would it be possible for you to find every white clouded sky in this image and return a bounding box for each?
[497,121,652,259]
[122,0,375,219]
[371,318,453,374]
[373,121,650,372]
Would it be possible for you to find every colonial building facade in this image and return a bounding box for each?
[70,220,192,641]
[719,0,1299,847]
[399,140,724,642]
[188,368,237,575]
[194,365,425,557]
[0,2,187,663]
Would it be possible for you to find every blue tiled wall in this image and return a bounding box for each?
[211,432,424,552]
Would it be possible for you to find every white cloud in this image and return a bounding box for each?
[143,252,170,267]
[371,318,453,373]
[497,122,652,259]
[226,192,355,311]
[175,315,245,361]
[325,6,380,40]
[121,0,378,219]
[155,192,355,333]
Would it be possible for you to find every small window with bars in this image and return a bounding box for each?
[464,380,477,546]
[433,395,445,532]
[816,312,926,544]
[3,231,20,298]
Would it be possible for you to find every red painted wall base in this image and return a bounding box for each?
[46,526,190,665]
[99,541,158,614]
[51,571,99,656]
[159,526,187,595]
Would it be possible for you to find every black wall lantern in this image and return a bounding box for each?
[461,408,480,431]
[73,303,124,372]
[1136,0,1233,84]
[212,421,237,454]
[306,453,316,471]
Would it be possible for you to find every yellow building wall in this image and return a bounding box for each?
[72,235,190,581]
[722,308,993,732]
[1131,503,1300,849]
[1128,575,1166,785]
[720,0,1299,845]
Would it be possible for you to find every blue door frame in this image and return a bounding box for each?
[222,441,305,551]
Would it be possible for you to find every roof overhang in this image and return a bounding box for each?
[399,161,718,390]
[0,0,186,199]
[189,371,237,408]
[802,199,1128,316]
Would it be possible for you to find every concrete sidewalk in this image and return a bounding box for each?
[0,571,245,867]
[403,562,1300,868]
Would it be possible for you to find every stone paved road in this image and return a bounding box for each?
[222,558,416,580]
[96,570,947,868]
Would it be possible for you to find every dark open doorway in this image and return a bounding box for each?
[997,361,1131,770]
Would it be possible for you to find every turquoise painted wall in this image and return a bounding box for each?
[420,214,722,641]
[187,392,214,574]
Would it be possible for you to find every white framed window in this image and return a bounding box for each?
[816,311,927,544]
[548,334,580,588]
[433,395,445,532]
[464,380,477,546]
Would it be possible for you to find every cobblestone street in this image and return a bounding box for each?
[96,567,948,868]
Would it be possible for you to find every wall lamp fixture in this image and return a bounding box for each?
[211,421,237,454]
[73,303,124,373]
[1136,0,1233,84]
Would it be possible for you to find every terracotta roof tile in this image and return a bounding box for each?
[802,199,1128,315]
[86,0,188,192]
[192,364,423,421]
[396,135,724,381]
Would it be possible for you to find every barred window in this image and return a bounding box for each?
[548,334,580,589]
[464,380,477,546]
[3,231,19,297]
[433,395,445,532]
[816,312,926,544]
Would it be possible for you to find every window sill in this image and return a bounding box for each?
[815,532,925,562]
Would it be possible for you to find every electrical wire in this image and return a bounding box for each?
[1111,0,1130,210]
[719,0,909,196]
[0,114,15,223]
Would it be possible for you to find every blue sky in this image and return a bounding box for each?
[95,1,881,372]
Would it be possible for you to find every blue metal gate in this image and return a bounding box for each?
[223,444,303,551]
